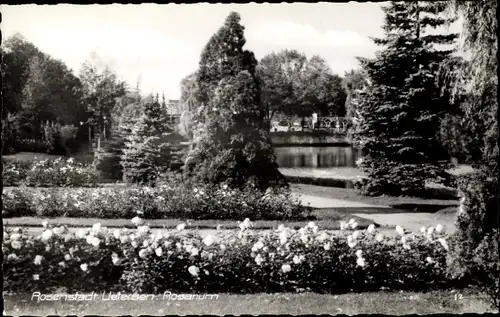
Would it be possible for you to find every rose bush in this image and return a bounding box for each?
[2,184,310,220]
[3,218,460,294]
[2,158,98,187]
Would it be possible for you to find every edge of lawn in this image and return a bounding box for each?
[2,207,379,230]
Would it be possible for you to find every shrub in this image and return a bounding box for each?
[2,184,309,221]
[447,172,499,309]
[3,219,456,294]
[2,158,98,187]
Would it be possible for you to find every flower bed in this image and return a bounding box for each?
[2,185,310,220]
[3,218,458,294]
[2,158,98,187]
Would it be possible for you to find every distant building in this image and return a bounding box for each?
[165,99,181,115]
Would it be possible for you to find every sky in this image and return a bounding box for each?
[1,3,460,100]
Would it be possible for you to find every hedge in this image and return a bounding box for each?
[3,219,461,294]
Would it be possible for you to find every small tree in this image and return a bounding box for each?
[121,99,178,185]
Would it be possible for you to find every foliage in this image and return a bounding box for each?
[121,99,180,185]
[178,72,200,139]
[258,50,346,121]
[93,124,130,182]
[440,1,499,310]
[447,173,499,309]
[2,157,98,187]
[355,1,458,196]
[2,184,309,221]
[3,219,459,294]
[185,12,286,191]
[342,69,369,119]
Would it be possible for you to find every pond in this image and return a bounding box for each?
[274,146,362,168]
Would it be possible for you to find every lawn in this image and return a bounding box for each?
[291,184,460,208]
[2,151,93,164]
[4,289,494,315]
[2,207,374,231]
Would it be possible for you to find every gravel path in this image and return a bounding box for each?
[292,192,390,208]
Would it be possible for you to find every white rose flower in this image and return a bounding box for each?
[203,234,215,247]
[281,264,292,273]
[90,237,100,247]
[188,265,199,276]
[41,229,53,242]
[420,226,427,234]
[131,217,143,226]
[42,220,49,228]
[7,253,18,261]
[76,229,86,239]
[352,230,361,240]
[355,250,363,258]
[113,229,121,239]
[53,226,65,235]
[80,263,88,272]
[317,232,329,242]
[435,224,444,233]
[339,221,348,230]
[155,247,163,257]
[375,233,384,242]
[324,242,331,251]
[395,225,405,235]
[356,257,366,267]
[426,256,434,264]
[11,240,22,249]
[350,221,358,229]
[64,254,71,261]
[176,223,186,231]
[138,249,148,258]
[34,255,43,265]
[10,233,21,241]
[190,247,199,257]
[367,224,376,234]
[33,274,40,280]
[255,254,264,266]
[91,223,101,233]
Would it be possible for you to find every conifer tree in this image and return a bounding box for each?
[184,12,286,191]
[121,99,178,185]
[355,1,458,196]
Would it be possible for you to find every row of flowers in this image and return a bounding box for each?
[3,158,98,187]
[3,216,458,294]
[2,184,310,220]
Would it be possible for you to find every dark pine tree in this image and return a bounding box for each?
[184,12,287,191]
[121,99,179,185]
[355,1,459,196]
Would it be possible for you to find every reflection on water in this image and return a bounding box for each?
[274,146,361,168]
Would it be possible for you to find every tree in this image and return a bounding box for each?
[439,0,499,310]
[121,99,179,185]
[184,12,287,191]
[257,51,346,123]
[178,72,200,139]
[355,1,458,196]
[257,50,308,122]
[79,53,126,145]
[342,69,369,119]
[1,34,43,118]
[301,56,346,117]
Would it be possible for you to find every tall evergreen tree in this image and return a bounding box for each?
[355,1,458,196]
[184,12,286,191]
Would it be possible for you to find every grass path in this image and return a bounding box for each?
[4,290,494,315]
